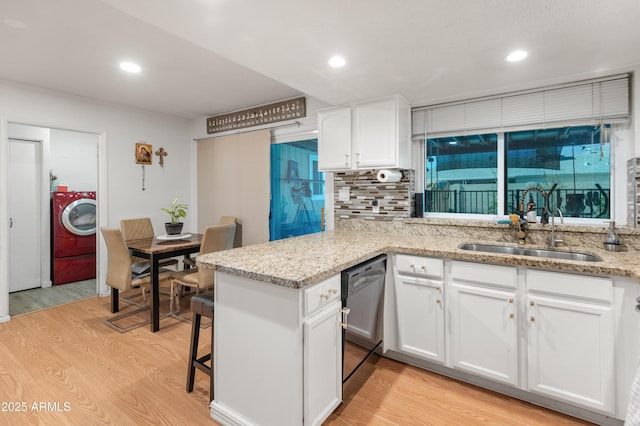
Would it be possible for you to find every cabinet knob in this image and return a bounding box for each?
[508,298,514,304]
[530,301,535,306]
[509,313,514,319]
[328,288,337,295]
[530,316,535,323]
[320,293,329,300]
[344,154,350,166]
[436,299,441,305]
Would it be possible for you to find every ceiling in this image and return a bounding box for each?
[1,0,639,120]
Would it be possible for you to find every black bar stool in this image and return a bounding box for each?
[187,291,214,401]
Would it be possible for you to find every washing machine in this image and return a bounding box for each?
[51,191,97,285]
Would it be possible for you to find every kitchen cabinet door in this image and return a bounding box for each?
[318,107,352,171]
[449,281,518,386]
[395,273,445,363]
[527,294,614,413]
[303,300,342,426]
[353,97,400,169]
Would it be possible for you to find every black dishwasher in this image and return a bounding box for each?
[341,254,386,395]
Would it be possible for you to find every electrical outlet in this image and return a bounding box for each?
[372,200,380,214]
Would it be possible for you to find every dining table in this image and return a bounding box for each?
[125,233,203,332]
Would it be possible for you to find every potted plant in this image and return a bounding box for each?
[162,197,189,235]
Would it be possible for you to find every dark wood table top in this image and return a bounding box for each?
[126,233,203,255]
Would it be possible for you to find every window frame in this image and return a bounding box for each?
[421,124,628,226]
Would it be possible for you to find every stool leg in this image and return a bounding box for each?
[186,311,201,393]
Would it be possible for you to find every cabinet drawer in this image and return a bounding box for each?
[304,275,341,317]
[451,261,516,289]
[527,269,612,302]
[395,255,443,278]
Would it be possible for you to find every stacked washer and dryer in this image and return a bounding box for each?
[51,191,97,285]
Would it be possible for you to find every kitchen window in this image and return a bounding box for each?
[426,133,498,214]
[426,125,611,219]
[415,73,630,222]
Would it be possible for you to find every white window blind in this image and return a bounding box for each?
[412,73,630,139]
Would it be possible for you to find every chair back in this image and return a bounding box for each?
[201,223,237,255]
[218,216,237,226]
[198,223,237,287]
[121,218,154,241]
[101,227,133,291]
[218,216,241,247]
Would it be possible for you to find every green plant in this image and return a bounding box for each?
[162,197,189,224]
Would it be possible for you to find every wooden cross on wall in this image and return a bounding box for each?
[155,147,168,166]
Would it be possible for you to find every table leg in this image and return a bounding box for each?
[111,288,119,313]
[150,254,161,332]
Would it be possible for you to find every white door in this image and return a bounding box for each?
[394,273,445,363]
[449,282,518,386]
[8,138,42,292]
[527,295,614,412]
[318,107,352,171]
[353,97,397,168]
[303,301,342,426]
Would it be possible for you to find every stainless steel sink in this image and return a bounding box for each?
[458,243,603,262]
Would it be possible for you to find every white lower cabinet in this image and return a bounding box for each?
[392,256,621,420]
[394,255,445,363]
[526,270,614,413]
[449,261,518,386]
[303,301,343,426]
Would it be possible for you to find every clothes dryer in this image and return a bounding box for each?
[51,191,97,285]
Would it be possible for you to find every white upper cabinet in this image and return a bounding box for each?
[318,106,352,170]
[318,95,411,171]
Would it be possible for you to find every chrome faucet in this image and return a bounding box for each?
[550,208,564,247]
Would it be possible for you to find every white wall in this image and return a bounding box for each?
[50,129,98,192]
[0,79,192,323]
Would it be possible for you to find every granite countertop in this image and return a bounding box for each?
[196,230,640,289]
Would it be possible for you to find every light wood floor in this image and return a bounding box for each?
[0,295,593,425]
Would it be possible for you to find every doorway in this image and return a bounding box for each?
[7,123,98,315]
[269,139,325,241]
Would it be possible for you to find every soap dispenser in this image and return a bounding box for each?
[526,195,537,223]
[603,221,623,251]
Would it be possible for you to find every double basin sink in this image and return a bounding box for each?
[458,243,603,262]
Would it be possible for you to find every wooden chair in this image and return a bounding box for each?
[170,223,236,315]
[101,227,174,333]
[183,216,238,268]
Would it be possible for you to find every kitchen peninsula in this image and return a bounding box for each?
[197,222,640,426]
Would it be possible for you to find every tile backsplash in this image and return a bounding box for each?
[334,169,415,221]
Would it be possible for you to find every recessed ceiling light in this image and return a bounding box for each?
[119,61,141,73]
[328,55,346,68]
[506,50,528,62]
